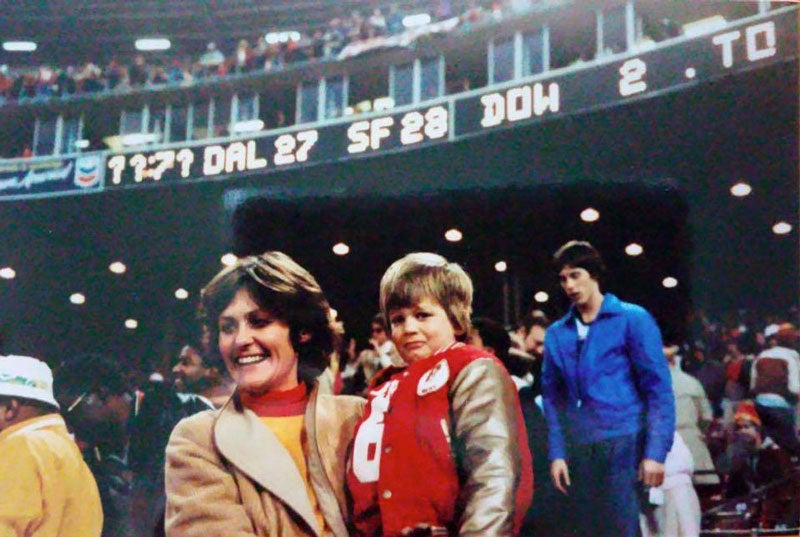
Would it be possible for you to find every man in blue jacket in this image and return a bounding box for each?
[542,240,675,537]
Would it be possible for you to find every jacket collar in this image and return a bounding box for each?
[1,413,66,441]
[214,385,320,535]
[564,292,623,324]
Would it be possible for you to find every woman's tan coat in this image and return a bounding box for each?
[164,385,364,537]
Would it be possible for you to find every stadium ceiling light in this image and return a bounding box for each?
[662,277,678,289]
[125,319,139,329]
[174,288,189,300]
[444,228,463,242]
[135,38,171,51]
[403,13,432,28]
[332,242,350,256]
[624,243,644,256]
[534,291,549,303]
[70,292,86,305]
[121,132,160,146]
[265,31,300,44]
[2,41,37,52]
[730,181,752,197]
[231,119,265,133]
[220,253,238,266]
[580,207,600,223]
[772,221,792,235]
[109,261,127,274]
[494,261,507,273]
[0,267,16,280]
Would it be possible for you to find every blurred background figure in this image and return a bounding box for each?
[750,322,800,458]
[356,313,399,384]
[128,333,224,537]
[640,432,701,537]
[55,353,135,537]
[665,343,719,487]
[0,354,103,537]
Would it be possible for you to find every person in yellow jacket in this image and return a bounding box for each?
[0,354,103,537]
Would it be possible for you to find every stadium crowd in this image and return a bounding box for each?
[0,0,538,108]
[1,240,798,537]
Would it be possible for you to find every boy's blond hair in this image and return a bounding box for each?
[379,252,473,340]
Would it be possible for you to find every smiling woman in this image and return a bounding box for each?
[163,251,365,537]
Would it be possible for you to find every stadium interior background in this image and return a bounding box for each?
[0,2,796,374]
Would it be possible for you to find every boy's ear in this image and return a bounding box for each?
[298,331,312,344]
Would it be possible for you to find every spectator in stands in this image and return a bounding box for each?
[688,342,727,418]
[129,337,231,537]
[542,240,675,537]
[665,343,719,486]
[750,322,800,457]
[0,355,103,537]
[198,42,225,77]
[233,39,254,74]
[719,400,798,528]
[347,253,532,536]
[55,353,135,537]
[469,315,564,536]
[164,251,365,536]
[75,61,104,93]
[516,309,549,395]
[357,313,399,385]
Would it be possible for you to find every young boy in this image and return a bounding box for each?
[347,252,533,536]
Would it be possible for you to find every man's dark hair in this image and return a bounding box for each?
[520,310,550,334]
[553,240,606,282]
[471,317,511,362]
[54,353,130,399]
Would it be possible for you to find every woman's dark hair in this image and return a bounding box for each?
[200,252,340,378]
[552,240,606,282]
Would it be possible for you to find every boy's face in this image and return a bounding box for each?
[388,296,457,364]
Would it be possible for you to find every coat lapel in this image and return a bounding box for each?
[214,398,320,536]
[305,389,349,537]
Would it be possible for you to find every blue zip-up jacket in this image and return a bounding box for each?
[542,293,675,463]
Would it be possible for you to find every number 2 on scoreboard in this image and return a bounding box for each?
[619,58,647,97]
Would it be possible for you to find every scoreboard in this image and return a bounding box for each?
[0,7,794,199]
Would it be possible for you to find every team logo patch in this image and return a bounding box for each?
[74,156,101,188]
[417,359,450,396]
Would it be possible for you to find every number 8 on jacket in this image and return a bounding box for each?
[351,380,399,483]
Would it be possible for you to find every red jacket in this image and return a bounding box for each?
[347,343,533,536]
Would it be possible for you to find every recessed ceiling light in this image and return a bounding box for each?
[580,207,600,223]
[135,38,171,51]
[70,293,86,305]
[220,253,237,266]
[3,41,37,52]
[332,242,350,256]
[109,261,127,274]
[772,221,792,235]
[174,288,189,300]
[125,319,139,329]
[444,228,463,242]
[662,277,678,289]
[625,243,643,256]
[494,261,507,273]
[534,291,549,303]
[0,267,15,280]
[730,182,752,197]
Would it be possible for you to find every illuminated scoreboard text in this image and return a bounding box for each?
[101,9,794,191]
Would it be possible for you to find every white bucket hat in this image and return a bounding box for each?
[0,355,60,409]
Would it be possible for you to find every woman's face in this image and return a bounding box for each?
[217,287,299,395]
